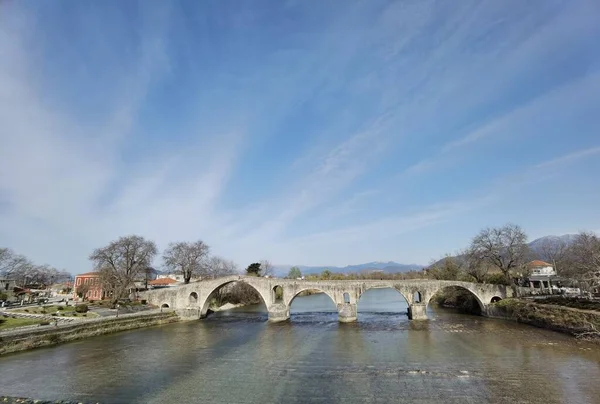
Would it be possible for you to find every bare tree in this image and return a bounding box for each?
[462,248,490,283]
[162,240,210,283]
[90,235,157,304]
[564,231,600,292]
[469,223,529,283]
[259,260,274,277]
[538,238,569,275]
[76,283,91,301]
[0,248,30,280]
[206,256,239,278]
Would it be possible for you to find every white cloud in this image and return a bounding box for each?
[1,1,599,273]
[535,146,600,170]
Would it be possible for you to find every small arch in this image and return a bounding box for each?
[413,291,422,303]
[189,292,198,306]
[161,303,169,308]
[273,285,283,303]
[490,296,502,303]
[343,292,350,304]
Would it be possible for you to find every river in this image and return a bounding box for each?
[1,289,599,403]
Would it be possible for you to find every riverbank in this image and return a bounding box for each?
[487,298,600,341]
[0,397,88,404]
[0,310,179,356]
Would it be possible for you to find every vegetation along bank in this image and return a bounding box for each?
[486,298,600,341]
[0,310,179,356]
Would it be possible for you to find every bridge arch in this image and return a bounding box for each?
[425,284,486,313]
[284,287,337,309]
[357,286,411,305]
[199,279,270,318]
[272,285,284,304]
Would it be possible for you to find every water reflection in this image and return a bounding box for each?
[0,289,599,404]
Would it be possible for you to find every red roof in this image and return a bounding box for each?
[75,272,100,277]
[149,278,177,286]
[527,260,552,268]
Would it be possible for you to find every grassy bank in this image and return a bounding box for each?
[12,304,99,318]
[488,298,600,341]
[0,317,44,330]
[0,310,179,356]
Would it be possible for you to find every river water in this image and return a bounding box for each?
[1,289,599,403]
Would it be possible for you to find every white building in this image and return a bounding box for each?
[157,274,185,283]
[527,260,556,293]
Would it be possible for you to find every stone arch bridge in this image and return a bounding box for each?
[140,275,514,322]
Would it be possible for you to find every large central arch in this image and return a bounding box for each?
[199,280,270,318]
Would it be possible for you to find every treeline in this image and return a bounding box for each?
[428,223,600,292]
[284,265,427,281]
[0,248,71,287]
[90,235,278,304]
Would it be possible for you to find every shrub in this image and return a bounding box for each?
[82,314,87,317]
[75,304,88,313]
[47,334,60,343]
[72,313,77,317]
[89,300,95,304]
[24,309,29,312]
[141,300,147,305]
[51,313,57,316]
[487,273,510,285]
[57,306,64,311]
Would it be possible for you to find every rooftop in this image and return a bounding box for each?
[527,260,553,268]
[149,278,178,286]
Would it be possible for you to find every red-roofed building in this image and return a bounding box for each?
[74,272,104,301]
[148,277,178,289]
[526,260,555,276]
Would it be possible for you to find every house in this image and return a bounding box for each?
[148,277,179,289]
[73,272,104,301]
[526,260,556,293]
[157,273,186,282]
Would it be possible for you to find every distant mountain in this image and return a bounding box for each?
[528,234,577,256]
[273,261,424,277]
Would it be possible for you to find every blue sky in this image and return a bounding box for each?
[1,0,599,274]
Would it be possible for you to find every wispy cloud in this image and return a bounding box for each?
[535,146,600,170]
[1,1,599,271]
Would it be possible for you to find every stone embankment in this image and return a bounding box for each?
[0,310,179,356]
[486,298,600,341]
[0,397,92,404]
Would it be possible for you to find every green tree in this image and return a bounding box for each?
[320,269,332,280]
[246,263,262,276]
[288,266,302,279]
